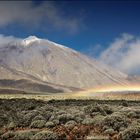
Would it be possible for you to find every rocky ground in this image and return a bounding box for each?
[0,98,140,140]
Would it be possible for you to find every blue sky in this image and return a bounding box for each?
[1,0,140,74]
[0,1,140,52]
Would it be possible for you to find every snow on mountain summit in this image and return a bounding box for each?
[21,36,68,49]
[21,36,41,46]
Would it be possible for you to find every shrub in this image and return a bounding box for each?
[45,121,55,128]
[0,129,5,136]
[82,118,94,125]
[52,119,59,125]
[24,102,36,110]
[71,125,90,139]
[104,128,117,136]
[8,122,16,130]
[127,111,140,119]
[137,119,140,123]
[30,120,46,128]
[32,115,46,122]
[73,111,85,123]
[58,114,74,124]
[74,116,83,123]
[74,111,85,118]
[55,110,66,116]
[102,105,113,115]
[15,99,40,111]
[31,130,58,140]
[65,120,77,130]
[92,115,105,127]
[119,107,140,119]
[119,125,140,140]
[120,100,128,107]
[38,111,52,121]
[84,104,106,116]
[49,115,56,121]
[0,114,8,127]
[1,131,15,140]
[37,105,56,112]
[20,110,39,127]
[101,113,129,131]
[127,111,138,119]
[14,130,39,140]
[82,115,105,127]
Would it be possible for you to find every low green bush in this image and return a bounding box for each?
[104,128,117,136]
[127,111,138,119]
[120,101,128,107]
[30,120,46,128]
[52,119,59,125]
[58,113,74,124]
[31,130,58,140]
[20,110,39,127]
[32,115,46,122]
[1,131,15,140]
[101,113,129,131]
[14,130,39,140]
[84,104,107,116]
[65,120,77,130]
[102,104,113,115]
[119,125,140,140]
[82,118,94,125]
[0,114,8,127]
[45,121,55,128]
[7,122,16,130]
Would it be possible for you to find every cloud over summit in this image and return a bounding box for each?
[0,1,83,34]
[99,34,140,75]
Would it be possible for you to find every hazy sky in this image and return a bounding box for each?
[0,0,140,75]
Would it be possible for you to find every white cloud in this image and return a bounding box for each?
[99,33,140,75]
[0,35,21,48]
[0,1,83,34]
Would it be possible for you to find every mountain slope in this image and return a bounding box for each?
[0,36,134,91]
[0,79,82,94]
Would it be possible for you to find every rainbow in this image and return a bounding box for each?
[73,84,140,97]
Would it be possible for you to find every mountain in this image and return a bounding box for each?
[0,36,136,93]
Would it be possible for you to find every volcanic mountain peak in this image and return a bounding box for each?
[20,36,69,51]
[0,36,138,92]
[21,36,41,46]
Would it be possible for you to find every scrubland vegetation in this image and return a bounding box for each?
[0,98,140,140]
